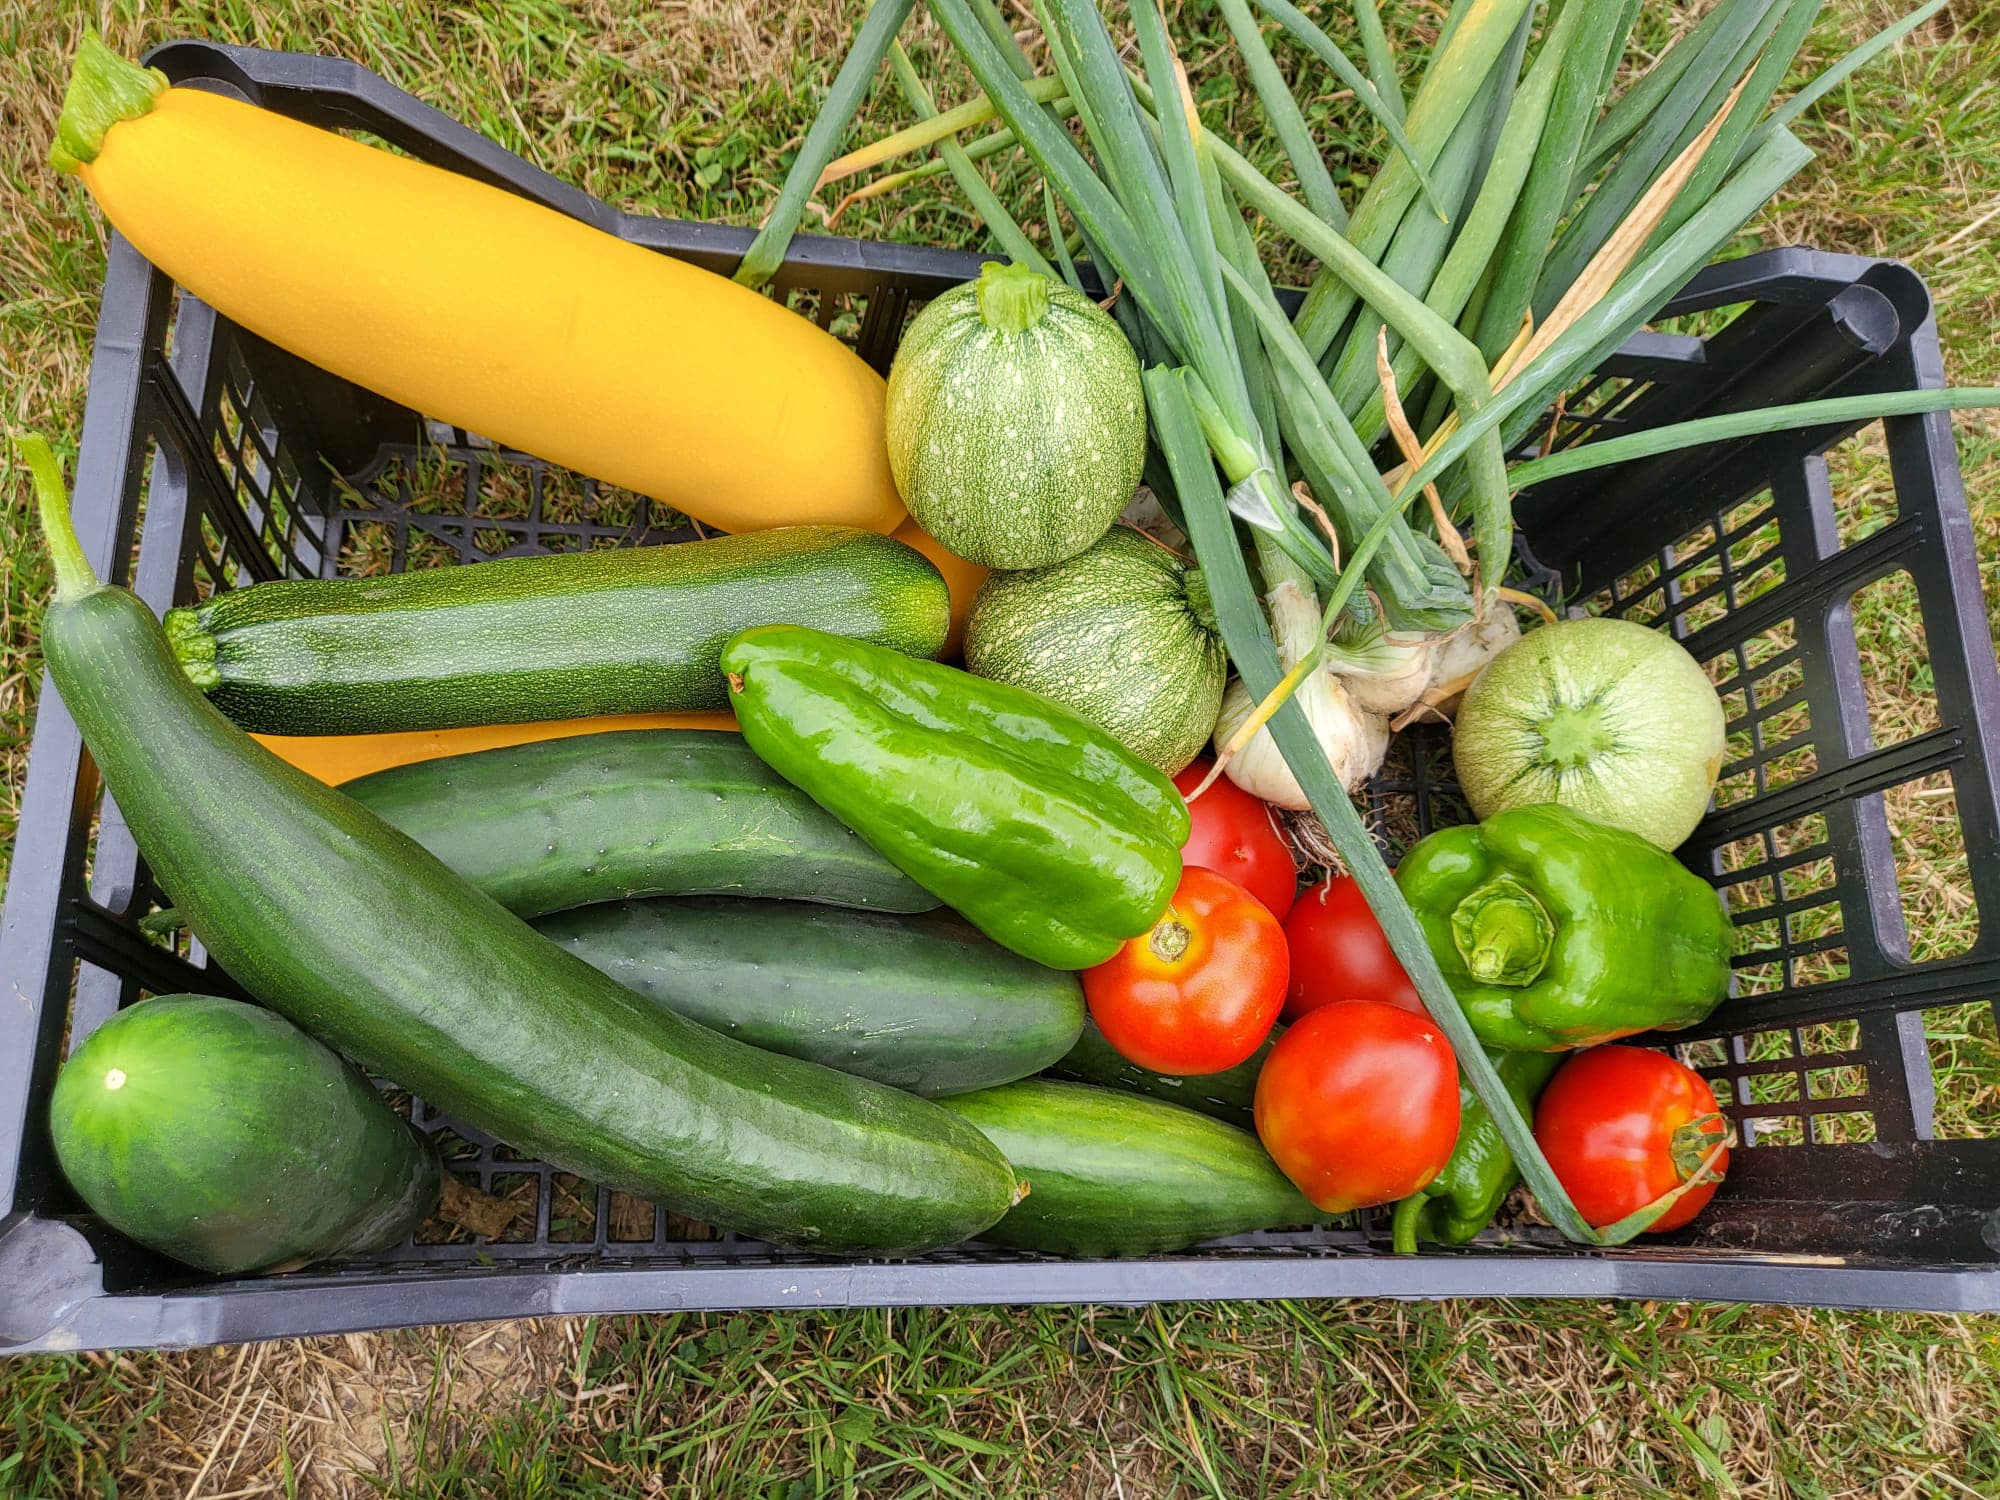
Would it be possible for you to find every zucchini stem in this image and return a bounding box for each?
[163,609,222,690]
[18,435,100,602]
[51,32,166,175]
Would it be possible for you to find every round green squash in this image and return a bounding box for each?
[1452,616,1727,850]
[964,526,1226,774]
[886,261,1145,570]
[49,994,440,1274]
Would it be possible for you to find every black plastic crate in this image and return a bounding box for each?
[4,42,1999,1353]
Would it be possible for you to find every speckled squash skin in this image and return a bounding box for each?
[167,526,950,735]
[885,263,1145,570]
[963,528,1226,774]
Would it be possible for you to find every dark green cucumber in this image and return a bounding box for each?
[940,1080,1317,1256]
[538,897,1084,1095]
[1049,1018,1276,1128]
[49,994,438,1274]
[29,449,1018,1256]
[165,526,950,734]
[339,730,939,918]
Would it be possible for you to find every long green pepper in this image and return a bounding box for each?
[721,625,1187,970]
[1392,1049,1562,1252]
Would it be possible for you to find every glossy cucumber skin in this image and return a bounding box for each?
[42,583,1019,1256]
[1049,1018,1275,1128]
[49,994,439,1274]
[167,527,950,735]
[940,1080,1316,1257]
[340,730,938,918]
[538,897,1085,1095]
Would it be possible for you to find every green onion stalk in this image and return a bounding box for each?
[733,0,916,289]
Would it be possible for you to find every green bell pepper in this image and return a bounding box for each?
[722,624,1187,969]
[1392,1049,1562,1251]
[1396,804,1735,1051]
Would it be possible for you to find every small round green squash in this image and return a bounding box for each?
[886,261,1146,570]
[965,527,1226,774]
[1452,616,1727,851]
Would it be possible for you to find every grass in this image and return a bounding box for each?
[2,0,1999,1494]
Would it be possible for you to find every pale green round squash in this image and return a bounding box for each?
[1452,616,1727,850]
[965,527,1225,774]
[886,261,1145,570]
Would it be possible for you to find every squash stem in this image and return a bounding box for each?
[51,32,166,175]
[163,609,222,690]
[18,435,100,602]
[1182,566,1217,633]
[975,260,1052,334]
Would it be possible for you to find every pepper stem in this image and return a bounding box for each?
[1450,873,1555,987]
[18,435,100,602]
[1390,1192,1427,1255]
[51,32,167,175]
[975,260,1051,336]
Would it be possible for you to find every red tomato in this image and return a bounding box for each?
[1253,1000,1460,1212]
[1281,874,1422,1020]
[1084,867,1288,1075]
[1534,1045,1731,1233]
[1173,761,1299,920]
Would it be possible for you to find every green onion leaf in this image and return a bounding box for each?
[887,41,1054,276]
[1506,388,2000,488]
[1148,363,1602,1246]
[734,0,916,289]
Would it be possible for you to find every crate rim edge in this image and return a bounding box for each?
[3,37,1998,1353]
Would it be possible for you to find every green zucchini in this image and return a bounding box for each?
[538,897,1085,1096]
[28,447,1018,1256]
[165,525,950,735]
[940,1080,1317,1256]
[1049,1018,1275,1128]
[49,994,439,1274]
[339,730,939,918]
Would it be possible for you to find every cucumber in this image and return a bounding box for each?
[28,451,1019,1256]
[538,897,1084,1095]
[339,730,938,918]
[49,994,439,1274]
[1049,1018,1275,1128]
[165,525,950,735]
[940,1080,1317,1256]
